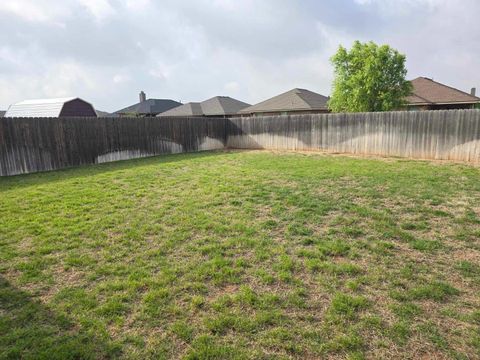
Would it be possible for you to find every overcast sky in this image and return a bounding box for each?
[0,0,478,112]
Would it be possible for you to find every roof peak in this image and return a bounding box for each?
[158,96,250,116]
[408,76,480,104]
[239,88,329,114]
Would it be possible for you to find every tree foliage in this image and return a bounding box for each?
[329,41,412,112]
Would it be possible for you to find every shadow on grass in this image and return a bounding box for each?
[0,276,120,359]
[0,150,231,192]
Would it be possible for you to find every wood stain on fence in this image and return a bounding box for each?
[228,110,480,163]
[0,117,227,176]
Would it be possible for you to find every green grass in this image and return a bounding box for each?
[1,150,479,359]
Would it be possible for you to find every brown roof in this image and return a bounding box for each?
[407,77,480,105]
[239,88,329,114]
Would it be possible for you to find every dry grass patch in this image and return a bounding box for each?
[0,151,479,359]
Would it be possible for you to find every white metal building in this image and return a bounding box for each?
[5,97,97,118]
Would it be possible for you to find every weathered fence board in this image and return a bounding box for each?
[227,110,480,163]
[0,117,227,176]
[1,110,479,176]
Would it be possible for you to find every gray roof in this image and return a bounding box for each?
[239,88,329,114]
[157,102,204,117]
[95,110,117,117]
[158,96,250,117]
[4,97,94,118]
[201,96,250,115]
[115,98,182,115]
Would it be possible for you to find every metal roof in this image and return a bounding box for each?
[158,96,250,117]
[239,88,329,114]
[4,97,84,117]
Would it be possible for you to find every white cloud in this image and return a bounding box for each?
[0,0,70,22]
[113,73,130,84]
[224,81,240,93]
[124,0,151,11]
[77,0,116,21]
[0,0,478,112]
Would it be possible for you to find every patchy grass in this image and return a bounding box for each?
[0,150,479,359]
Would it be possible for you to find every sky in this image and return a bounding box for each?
[0,0,479,112]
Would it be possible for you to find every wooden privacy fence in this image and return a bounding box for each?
[228,110,480,163]
[0,109,479,176]
[0,116,227,176]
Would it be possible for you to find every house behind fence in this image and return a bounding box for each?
[239,88,330,117]
[114,91,182,117]
[406,77,480,110]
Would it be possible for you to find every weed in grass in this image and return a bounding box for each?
[321,329,365,354]
[318,239,351,257]
[389,321,411,345]
[409,281,459,302]
[456,261,480,280]
[186,335,245,360]
[170,320,194,343]
[410,238,442,251]
[390,302,422,320]
[328,293,369,321]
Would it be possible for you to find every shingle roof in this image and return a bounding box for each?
[239,88,329,114]
[5,97,91,117]
[158,96,250,117]
[407,77,480,105]
[115,98,182,115]
[201,96,250,115]
[157,102,203,117]
[95,110,117,117]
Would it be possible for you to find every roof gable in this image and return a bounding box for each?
[239,88,329,114]
[407,77,480,105]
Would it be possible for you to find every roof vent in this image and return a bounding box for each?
[139,91,146,103]
[471,88,476,97]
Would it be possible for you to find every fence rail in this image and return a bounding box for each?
[1,110,479,176]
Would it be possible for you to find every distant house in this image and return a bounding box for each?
[158,96,250,118]
[95,110,117,118]
[4,97,97,118]
[406,77,480,110]
[238,88,329,117]
[0,111,5,118]
[115,91,182,117]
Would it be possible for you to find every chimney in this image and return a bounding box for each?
[139,91,146,103]
[471,87,476,97]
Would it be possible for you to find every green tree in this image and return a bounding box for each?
[329,41,412,112]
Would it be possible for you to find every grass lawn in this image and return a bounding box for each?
[0,150,479,359]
